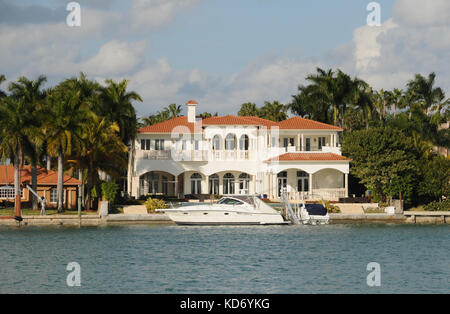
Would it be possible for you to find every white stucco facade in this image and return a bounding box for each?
[128,102,350,201]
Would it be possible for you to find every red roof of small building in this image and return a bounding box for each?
[0,165,81,186]
[266,153,350,162]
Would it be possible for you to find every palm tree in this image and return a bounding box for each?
[98,79,142,145]
[391,88,403,118]
[166,104,181,119]
[68,114,127,210]
[259,101,287,122]
[238,103,259,117]
[0,97,34,216]
[43,83,89,211]
[290,68,353,127]
[0,74,7,98]
[373,89,392,120]
[8,75,47,210]
[407,73,441,116]
[198,112,218,119]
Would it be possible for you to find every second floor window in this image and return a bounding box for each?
[155,139,165,151]
[225,134,236,150]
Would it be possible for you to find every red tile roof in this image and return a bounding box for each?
[266,153,350,162]
[0,165,81,186]
[138,114,340,133]
[278,117,342,130]
[186,100,198,105]
[138,116,202,134]
[202,115,263,126]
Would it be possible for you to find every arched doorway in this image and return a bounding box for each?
[209,173,219,195]
[223,173,235,195]
[238,173,250,195]
[277,171,287,197]
[190,173,202,194]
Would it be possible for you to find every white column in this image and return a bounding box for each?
[174,175,178,198]
[309,173,313,195]
[344,173,349,198]
[301,133,304,151]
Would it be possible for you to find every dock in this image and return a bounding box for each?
[403,211,449,224]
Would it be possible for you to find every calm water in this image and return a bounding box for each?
[0,224,448,294]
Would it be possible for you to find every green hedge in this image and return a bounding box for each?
[423,199,450,211]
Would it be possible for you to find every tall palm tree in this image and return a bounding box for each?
[43,83,89,211]
[98,79,142,197]
[391,88,403,118]
[407,72,441,116]
[290,68,353,127]
[8,75,47,210]
[373,89,392,120]
[68,114,127,209]
[259,101,287,122]
[0,97,34,216]
[238,103,259,117]
[98,79,142,145]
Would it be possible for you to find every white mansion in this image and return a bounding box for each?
[128,100,351,201]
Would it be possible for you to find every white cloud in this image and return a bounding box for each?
[81,40,148,76]
[393,0,450,26]
[130,0,201,30]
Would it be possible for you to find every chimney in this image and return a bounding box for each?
[186,99,198,123]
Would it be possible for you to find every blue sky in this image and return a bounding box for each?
[0,0,448,117]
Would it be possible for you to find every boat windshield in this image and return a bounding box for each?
[217,198,244,205]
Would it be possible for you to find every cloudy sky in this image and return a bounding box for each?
[0,0,449,117]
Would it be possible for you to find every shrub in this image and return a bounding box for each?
[324,201,341,213]
[100,182,119,203]
[423,199,450,212]
[144,198,168,213]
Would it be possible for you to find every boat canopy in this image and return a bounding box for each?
[305,204,327,216]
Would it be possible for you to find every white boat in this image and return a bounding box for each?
[295,196,330,225]
[160,195,286,225]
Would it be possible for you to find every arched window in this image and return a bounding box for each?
[212,135,221,150]
[209,174,219,195]
[225,134,236,150]
[239,134,249,150]
[190,173,202,194]
[277,171,287,197]
[238,173,250,194]
[297,171,309,192]
[223,173,235,195]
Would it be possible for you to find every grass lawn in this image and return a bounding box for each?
[0,208,98,216]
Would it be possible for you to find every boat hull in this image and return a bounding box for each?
[164,210,285,226]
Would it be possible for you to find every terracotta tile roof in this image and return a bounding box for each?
[278,117,342,130]
[201,115,264,126]
[0,165,81,186]
[266,153,350,162]
[238,116,279,128]
[138,114,340,133]
[186,99,198,105]
[138,116,202,134]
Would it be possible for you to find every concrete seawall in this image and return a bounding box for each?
[0,212,448,227]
